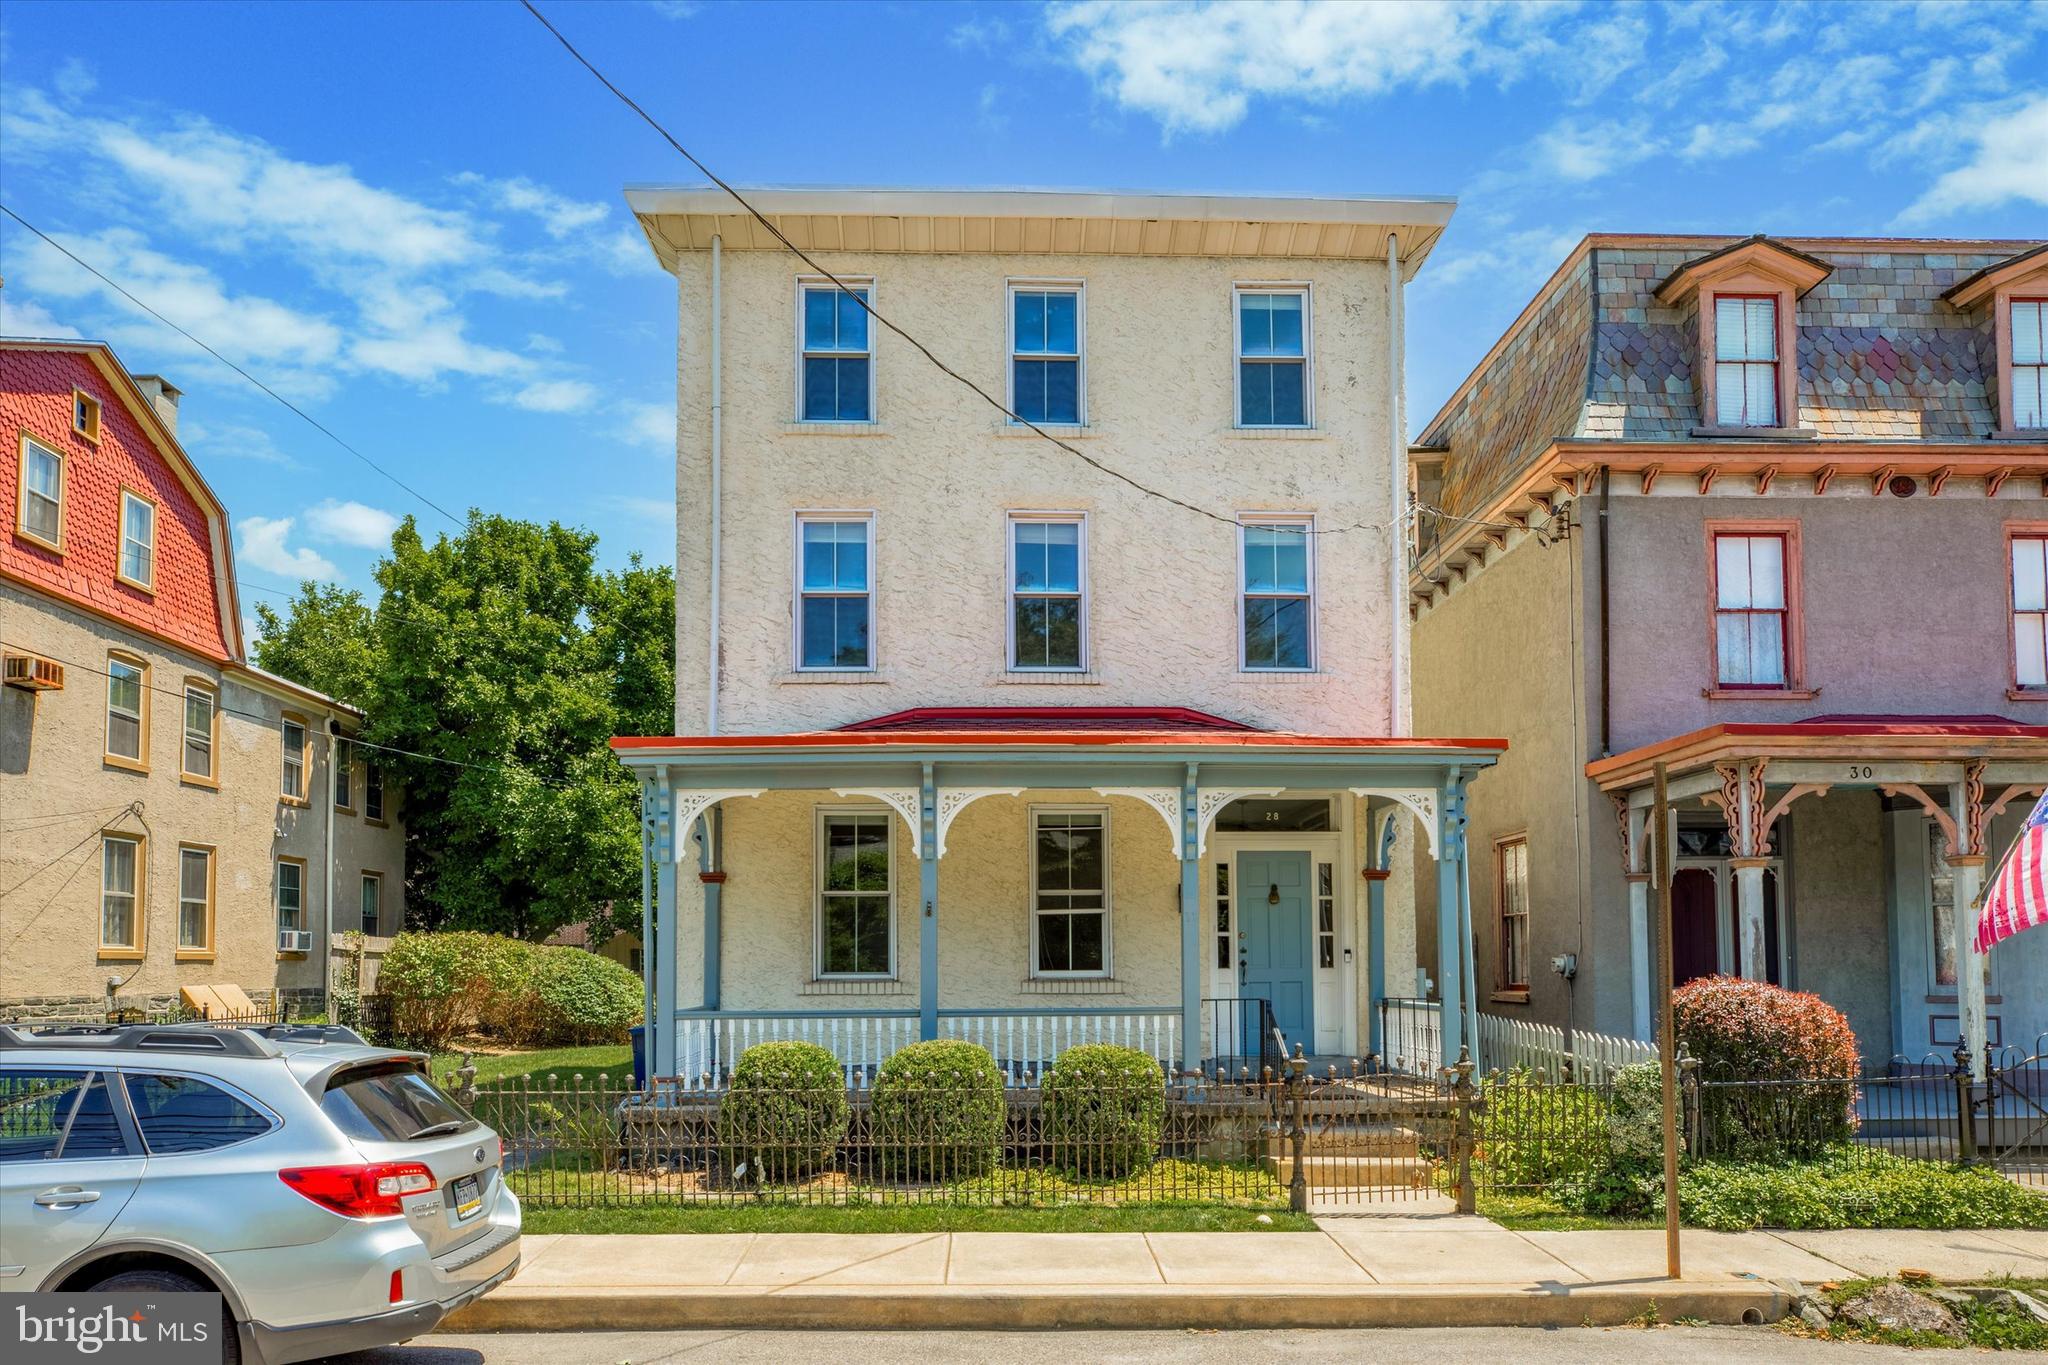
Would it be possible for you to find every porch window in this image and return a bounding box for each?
[2013,299,2045,428]
[1236,287,1309,427]
[105,654,147,768]
[798,280,872,422]
[1497,835,1529,991]
[1713,296,1779,427]
[2013,534,2048,688]
[1711,532,1788,687]
[818,812,892,977]
[1010,284,1082,424]
[1033,809,1108,976]
[1240,519,1314,670]
[1009,516,1084,670]
[796,516,873,670]
[101,834,142,952]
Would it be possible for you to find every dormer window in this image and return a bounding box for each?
[1713,297,1779,427]
[2013,299,2045,429]
[1938,246,2048,436]
[73,388,102,443]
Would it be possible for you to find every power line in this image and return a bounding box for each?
[0,202,464,530]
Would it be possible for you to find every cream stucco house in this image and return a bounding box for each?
[615,188,1504,1083]
[1,339,404,1021]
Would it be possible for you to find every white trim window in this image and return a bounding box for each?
[280,717,307,800]
[106,658,146,763]
[178,847,212,951]
[119,491,156,589]
[101,834,141,950]
[2014,299,2046,428]
[361,872,382,936]
[275,859,304,933]
[798,279,874,422]
[1009,283,1082,424]
[1239,518,1315,671]
[182,684,215,781]
[795,514,875,669]
[20,436,62,547]
[1235,286,1310,427]
[1008,515,1085,670]
[1032,808,1109,977]
[817,810,893,978]
[1713,296,1779,427]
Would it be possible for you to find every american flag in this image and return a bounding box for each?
[1976,790,2048,952]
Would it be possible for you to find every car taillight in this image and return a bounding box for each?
[390,1269,405,1304]
[279,1162,436,1218]
[497,1137,505,1165]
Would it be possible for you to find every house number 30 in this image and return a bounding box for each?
[1847,765,1874,779]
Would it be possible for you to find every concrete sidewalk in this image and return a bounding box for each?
[441,1220,2048,1333]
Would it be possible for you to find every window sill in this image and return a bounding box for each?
[994,423,1094,439]
[1490,990,1531,1005]
[1689,425,1816,441]
[280,796,309,809]
[366,817,391,828]
[1021,976,1125,995]
[115,574,156,596]
[13,530,64,556]
[1224,427,1325,440]
[782,421,887,437]
[98,949,144,962]
[2008,687,2048,702]
[276,951,308,961]
[334,804,356,817]
[800,977,906,996]
[996,670,1099,685]
[180,774,220,791]
[776,670,890,685]
[1235,670,1326,684]
[104,755,149,776]
[174,950,217,963]
[1701,687,1819,701]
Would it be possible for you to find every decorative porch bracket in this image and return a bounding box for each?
[935,787,1023,858]
[833,788,923,858]
[1349,787,1440,856]
[1196,787,1283,856]
[1093,787,1183,859]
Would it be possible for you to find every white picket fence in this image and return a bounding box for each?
[669,1009,1179,1090]
[1476,1012,1657,1083]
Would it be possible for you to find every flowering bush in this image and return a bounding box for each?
[1675,976,1860,1157]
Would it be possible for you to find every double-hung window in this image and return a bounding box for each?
[333,740,353,811]
[101,833,142,953]
[1240,519,1314,671]
[19,436,63,548]
[280,715,308,802]
[2014,299,2046,429]
[361,872,383,935]
[1497,836,1530,992]
[1009,516,1084,670]
[796,515,873,670]
[1033,809,1108,976]
[799,280,873,422]
[817,811,892,977]
[275,858,304,934]
[178,846,213,954]
[1712,531,1792,687]
[182,683,216,783]
[1236,287,1309,427]
[119,491,156,590]
[1010,284,1081,424]
[2014,534,2048,689]
[106,654,147,768]
[366,764,386,822]
[1714,296,1779,427]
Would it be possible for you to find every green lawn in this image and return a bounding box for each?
[521,1205,1316,1234]
[429,1044,633,1088]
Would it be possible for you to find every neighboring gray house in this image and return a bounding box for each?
[1408,234,2048,1069]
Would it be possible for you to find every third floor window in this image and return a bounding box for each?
[1010,285,1082,425]
[799,281,872,422]
[2014,299,2045,429]
[1714,296,1780,427]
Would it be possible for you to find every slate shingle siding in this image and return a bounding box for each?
[1423,237,2042,522]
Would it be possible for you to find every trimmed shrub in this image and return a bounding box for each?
[378,931,523,1050]
[871,1041,1006,1181]
[528,947,642,1045]
[1675,976,1860,1158]
[1042,1044,1166,1178]
[375,932,643,1050]
[720,1041,848,1182]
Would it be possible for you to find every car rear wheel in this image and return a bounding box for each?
[88,1268,242,1365]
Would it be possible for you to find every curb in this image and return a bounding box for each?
[443,1282,1791,1333]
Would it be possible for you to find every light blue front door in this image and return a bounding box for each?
[1239,851,1313,1047]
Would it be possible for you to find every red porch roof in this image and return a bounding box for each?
[1587,714,2048,788]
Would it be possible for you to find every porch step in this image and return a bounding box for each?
[1273,1125,1422,1158]
[1263,1153,1434,1189]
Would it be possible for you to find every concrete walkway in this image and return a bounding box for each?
[441,1221,2048,1333]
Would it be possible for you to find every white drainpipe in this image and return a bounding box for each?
[321,726,338,1020]
[706,233,723,737]
[1386,233,1407,734]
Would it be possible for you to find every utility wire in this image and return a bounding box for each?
[0,203,464,530]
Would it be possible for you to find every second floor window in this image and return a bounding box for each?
[1713,531,1789,687]
[361,873,382,935]
[1497,836,1530,991]
[1237,288,1308,427]
[2014,299,2046,429]
[276,859,304,932]
[119,491,156,589]
[183,684,216,782]
[281,717,307,801]
[106,655,146,766]
[799,281,872,421]
[1714,296,1780,427]
[1009,517,1084,670]
[1241,520,1313,671]
[102,834,141,951]
[19,437,63,547]
[797,516,873,669]
[1010,285,1081,424]
[366,764,385,822]
[2014,535,2048,689]
[334,740,353,810]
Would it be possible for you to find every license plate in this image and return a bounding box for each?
[450,1174,482,1219]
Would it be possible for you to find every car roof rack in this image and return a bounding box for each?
[0,1022,284,1057]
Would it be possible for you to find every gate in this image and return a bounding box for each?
[1270,1048,1465,1208]
[1984,1038,2048,1187]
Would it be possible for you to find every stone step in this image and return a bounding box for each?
[1262,1153,1435,1189]
[1291,1125,1423,1158]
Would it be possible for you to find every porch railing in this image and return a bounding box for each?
[1379,997,1443,1074]
[670,1008,1179,1090]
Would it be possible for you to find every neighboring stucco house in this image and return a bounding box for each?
[1408,234,2048,1070]
[615,187,1507,1082]
[1,338,405,1020]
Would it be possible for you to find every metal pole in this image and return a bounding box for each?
[1654,760,1680,1280]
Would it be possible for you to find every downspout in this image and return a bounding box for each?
[321,726,338,1021]
[1386,233,1407,735]
[1598,466,1612,756]
[707,233,723,737]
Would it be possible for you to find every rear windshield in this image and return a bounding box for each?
[319,1064,477,1143]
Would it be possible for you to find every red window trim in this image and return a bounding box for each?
[1495,832,1530,993]
[1711,293,1782,429]
[1704,521,1807,696]
[2010,297,2048,432]
[2008,523,2048,699]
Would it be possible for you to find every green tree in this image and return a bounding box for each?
[252,512,673,943]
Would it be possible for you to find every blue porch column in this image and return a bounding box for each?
[1365,813,1396,1058]
[698,809,722,1012]
[919,762,940,1041]
[651,773,679,1078]
[1179,762,1201,1074]
[638,779,655,1056]
[1435,768,1467,1068]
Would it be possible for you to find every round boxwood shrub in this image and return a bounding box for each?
[1674,976,1860,1158]
[1042,1044,1166,1178]
[871,1040,1006,1181]
[528,946,643,1045]
[720,1041,849,1182]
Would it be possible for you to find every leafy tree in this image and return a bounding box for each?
[252,512,673,943]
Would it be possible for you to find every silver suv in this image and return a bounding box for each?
[0,1022,520,1364]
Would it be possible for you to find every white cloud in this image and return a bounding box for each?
[1899,94,2048,222]
[1533,120,1659,182]
[647,0,699,17]
[622,401,675,449]
[53,59,96,103]
[453,173,608,239]
[237,515,338,581]
[510,379,598,413]
[180,420,297,467]
[0,295,84,339]
[304,499,399,548]
[599,494,674,525]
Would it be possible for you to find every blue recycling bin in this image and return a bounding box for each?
[629,1025,646,1090]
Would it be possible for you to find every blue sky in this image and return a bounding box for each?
[2,0,2043,620]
